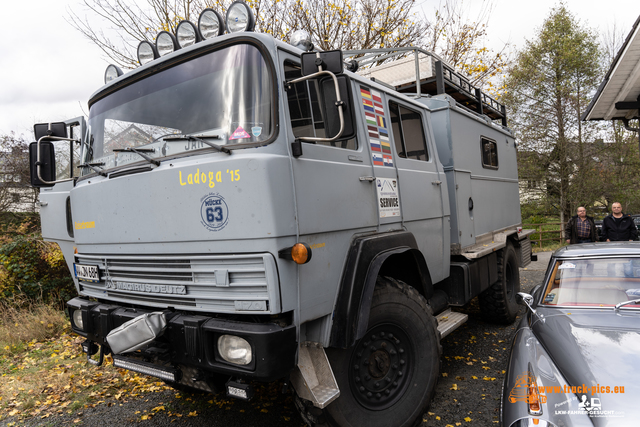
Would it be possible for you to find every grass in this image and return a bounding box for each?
[0,300,171,424]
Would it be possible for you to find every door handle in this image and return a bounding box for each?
[432,180,442,185]
[359,176,375,182]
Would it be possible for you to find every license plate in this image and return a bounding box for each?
[74,264,100,282]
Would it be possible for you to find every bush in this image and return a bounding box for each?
[0,215,75,306]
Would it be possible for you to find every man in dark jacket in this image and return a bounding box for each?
[602,202,638,242]
[565,207,598,244]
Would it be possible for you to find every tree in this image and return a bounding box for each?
[504,5,603,223]
[68,0,428,69]
[0,134,38,213]
[68,0,509,93]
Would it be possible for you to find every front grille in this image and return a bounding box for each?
[75,253,279,313]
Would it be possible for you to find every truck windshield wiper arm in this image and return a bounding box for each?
[77,162,107,177]
[162,135,231,154]
[614,298,640,311]
[112,147,160,166]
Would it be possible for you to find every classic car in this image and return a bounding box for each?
[501,243,640,427]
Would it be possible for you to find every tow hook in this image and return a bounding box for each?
[82,339,104,366]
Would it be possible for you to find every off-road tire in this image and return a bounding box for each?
[296,276,441,427]
[479,242,520,324]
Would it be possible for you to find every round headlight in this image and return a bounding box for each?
[104,64,123,84]
[218,334,252,365]
[290,30,313,52]
[73,309,84,330]
[176,20,200,48]
[137,40,158,65]
[156,31,178,57]
[198,9,224,39]
[225,1,255,33]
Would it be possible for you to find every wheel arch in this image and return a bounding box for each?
[329,230,433,349]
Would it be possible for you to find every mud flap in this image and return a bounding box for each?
[290,342,340,408]
[106,312,167,354]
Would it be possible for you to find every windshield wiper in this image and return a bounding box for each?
[112,147,160,166]
[162,135,231,154]
[614,298,640,311]
[77,162,107,177]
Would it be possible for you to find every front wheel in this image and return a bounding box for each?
[298,277,441,427]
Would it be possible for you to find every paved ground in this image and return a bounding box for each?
[3,253,553,427]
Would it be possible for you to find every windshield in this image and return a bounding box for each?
[541,258,640,307]
[84,43,273,172]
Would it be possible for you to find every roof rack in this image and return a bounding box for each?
[344,47,507,126]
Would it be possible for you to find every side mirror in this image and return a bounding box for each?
[301,50,343,76]
[320,74,355,139]
[34,122,68,141]
[29,141,56,187]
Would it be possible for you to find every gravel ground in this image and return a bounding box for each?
[2,254,550,427]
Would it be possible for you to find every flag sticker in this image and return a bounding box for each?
[360,85,393,167]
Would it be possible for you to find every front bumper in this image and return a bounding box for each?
[67,297,297,382]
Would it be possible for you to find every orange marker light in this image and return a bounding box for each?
[292,243,311,264]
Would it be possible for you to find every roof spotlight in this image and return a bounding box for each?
[290,30,313,52]
[104,64,123,84]
[156,31,179,57]
[225,1,255,33]
[176,20,201,48]
[198,9,225,39]
[137,40,159,65]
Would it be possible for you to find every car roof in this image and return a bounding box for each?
[553,242,640,258]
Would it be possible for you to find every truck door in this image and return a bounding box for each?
[386,98,447,281]
[38,117,86,279]
[281,56,378,236]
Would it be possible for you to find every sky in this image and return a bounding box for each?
[0,0,638,138]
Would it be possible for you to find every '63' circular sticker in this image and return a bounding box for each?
[200,193,229,231]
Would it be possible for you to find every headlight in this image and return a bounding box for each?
[225,1,255,33]
[218,335,252,365]
[73,309,84,330]
[176,20,200,48]
[198,9,224,39]
[156,31,178,57]
[137,40,158,65]
[104,64,123,84]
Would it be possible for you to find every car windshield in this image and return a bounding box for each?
[82,43,273,173]
[541,258,640,307]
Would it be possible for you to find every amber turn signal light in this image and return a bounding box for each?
[278,243,312,264]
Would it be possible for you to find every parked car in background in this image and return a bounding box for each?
[501,243,640,427]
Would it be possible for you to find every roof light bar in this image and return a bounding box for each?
[176,20,201,48]
[198,9,225,39]
[156,31,179,57]
[225,1,255,33]
[137,40,158,65]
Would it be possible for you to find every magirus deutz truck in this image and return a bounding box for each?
[29,2,533,426]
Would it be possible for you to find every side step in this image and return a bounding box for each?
[436,308,468,339]
[290,342,340,408]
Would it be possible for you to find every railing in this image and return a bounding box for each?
[523,222,566,249]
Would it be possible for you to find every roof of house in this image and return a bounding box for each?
[583,15,640,121]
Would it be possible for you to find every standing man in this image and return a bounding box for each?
[601,202,638,242]
[565,207,597,244]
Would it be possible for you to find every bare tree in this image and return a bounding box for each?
[0,134,38,213]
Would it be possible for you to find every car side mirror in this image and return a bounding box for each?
[301,50,343,76]
[29,141,56,187]
[320,74,355,139]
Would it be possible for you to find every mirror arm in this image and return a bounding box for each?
[36,135,79,185]
[285,70,346,143]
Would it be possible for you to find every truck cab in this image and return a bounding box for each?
[29,4,531,426]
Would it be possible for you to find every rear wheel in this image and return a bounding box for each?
[479,243,520,324]
[297,276,441,427]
